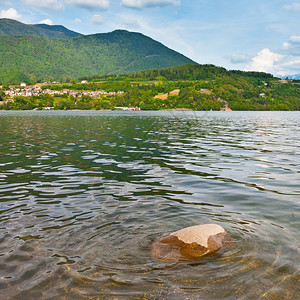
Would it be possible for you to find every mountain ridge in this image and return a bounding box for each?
[282,74,300,80]
[0,20,196,84]
[0,18,81,38]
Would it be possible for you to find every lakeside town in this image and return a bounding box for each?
[1,82,125,100]
[0,82,144,110]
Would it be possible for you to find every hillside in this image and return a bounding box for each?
[0,25,196,84]
[129,64,275,81]
[0,18,81,38]
[1,64,299,111]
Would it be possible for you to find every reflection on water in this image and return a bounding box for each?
[0,111,299,299]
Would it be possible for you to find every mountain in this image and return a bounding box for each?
[282,74,300,80]
[33,24,81,38]
[0,24,196,84]
[0,18,81,38]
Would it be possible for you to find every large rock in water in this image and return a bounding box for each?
[152,224,228,261]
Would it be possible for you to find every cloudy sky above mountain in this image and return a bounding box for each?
[1,0,299,76]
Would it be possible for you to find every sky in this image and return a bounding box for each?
[1,0,300,76]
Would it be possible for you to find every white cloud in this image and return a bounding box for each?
[245,48,282,74]
[280,57,300,68]
[90,14,104,25]
[276,57,300,76]
[0,8,22,20]
[73,18,82,23]
[289,35,300,43]
[39,19,54,25]
[65,0,109,10]
[22,0,63,11]
[284,3,300,11]
[282,42,290,50]
[121,0,180,9]
[245,45,300,76]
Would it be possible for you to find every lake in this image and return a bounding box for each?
[0,110,299,299]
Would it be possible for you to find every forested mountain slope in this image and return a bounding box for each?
[0,24,196,84]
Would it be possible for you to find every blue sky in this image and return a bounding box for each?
[1,0,300,76]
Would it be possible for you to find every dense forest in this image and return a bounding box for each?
[0,23,195,84]
[1,64,299,111]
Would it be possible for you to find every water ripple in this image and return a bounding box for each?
[0,111,299,299]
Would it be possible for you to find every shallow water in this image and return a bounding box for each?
[0,110,299,299]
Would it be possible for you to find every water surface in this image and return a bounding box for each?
[0,111,299,299]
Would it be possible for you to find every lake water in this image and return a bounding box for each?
[0,111,299,299]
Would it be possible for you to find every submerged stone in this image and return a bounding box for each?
[152,224,228,261]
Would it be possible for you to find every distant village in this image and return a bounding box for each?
[0,82,143,110]
[1,82,125,100]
